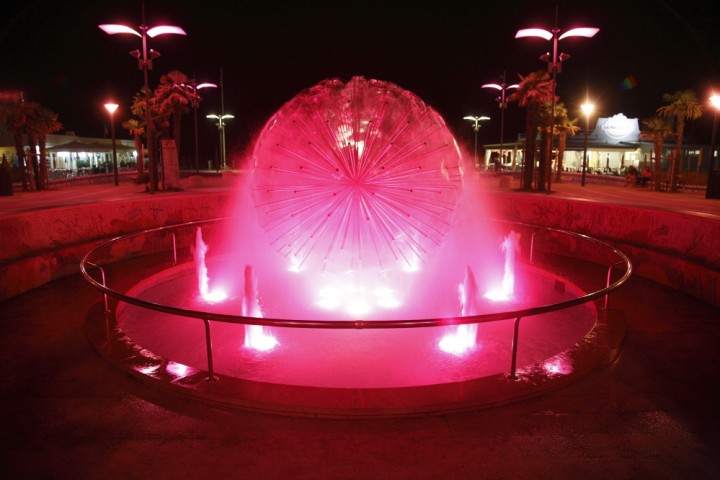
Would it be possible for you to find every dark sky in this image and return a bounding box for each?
[2,0,719,160]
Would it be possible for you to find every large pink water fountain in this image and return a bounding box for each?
[83,77,630,416]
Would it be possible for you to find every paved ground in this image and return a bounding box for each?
[1,174,719,479]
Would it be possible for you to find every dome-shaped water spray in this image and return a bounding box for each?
[250,76,463,274]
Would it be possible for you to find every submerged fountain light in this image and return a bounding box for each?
[484,231,521,302]
[194,227,227,303]
[439,266,480,355]
[241,265,279,351]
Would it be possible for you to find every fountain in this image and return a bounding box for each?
[83,76,630,416]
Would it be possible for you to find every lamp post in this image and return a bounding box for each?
[104,103,119,186]
[706,94,720,199]
[482,72,519,168]
[516,13,598,192]
[178,81,217,172]
[580,101,594,187]
[207,114,234,171]
[99,20,186,193]
[463,115,490,168]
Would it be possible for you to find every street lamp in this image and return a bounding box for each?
[463,115,490,168]
[516,16,598,192]
[178,81,217,172]
[482,72,519,168]
[706,93,720,199]
[207,114,234,170]
[104,103,119,186]
[99,20,186,193]
[580,101,595,187]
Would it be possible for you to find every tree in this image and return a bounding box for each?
[28,105,62,189]
[551,103,579,182]
[122,118,145,176]
[509,71,554,191]
[656,90,703,191]
[640,116,673,191]
[0,99,35,190]
[153,70,198,156]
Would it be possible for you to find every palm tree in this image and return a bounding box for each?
[640,116,673,191]
[28,105,62,189]
[153,70,199,156]
[122,118,145,176]
[0,98,33,190]
[552,103,580,182]
[656,90,703,191]
[509,71,554,191]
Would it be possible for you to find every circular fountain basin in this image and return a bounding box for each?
[114,259,597,389]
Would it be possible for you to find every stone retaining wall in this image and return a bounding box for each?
[1,190,718,308]
[0,192,232,301]
[490,193,720,308]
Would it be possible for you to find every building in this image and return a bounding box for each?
[0,132,137,180]
[483,113,711,184]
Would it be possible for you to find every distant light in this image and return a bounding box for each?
[104,103,119,114]
[99,24,186,38]
[515,28,553,40]
[710,94,720,110]
[197,83,217,90]
[581,102,595,116]
[559,28,599,40]
[99,24,141,36]
[147,26,187,37]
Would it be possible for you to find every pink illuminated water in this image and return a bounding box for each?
[115,77,599,389]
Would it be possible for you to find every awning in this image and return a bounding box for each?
[46,140,135,153]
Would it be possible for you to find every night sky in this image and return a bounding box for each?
[1,0,719,162]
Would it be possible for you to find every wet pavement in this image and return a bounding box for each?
[1,174,719,479]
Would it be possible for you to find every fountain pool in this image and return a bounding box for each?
[82,77,630,416]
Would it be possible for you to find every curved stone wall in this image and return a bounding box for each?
[0,192,232,302]
[490,193,720,308]
[1,190,718,308]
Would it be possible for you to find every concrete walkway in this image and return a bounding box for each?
[1,175,719,479]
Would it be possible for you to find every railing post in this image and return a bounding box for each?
[604,260,623,310]
[509,316,522,380]
[530,232,537,264]
[87,262,109,313]
[203,318,217,382]
[170,233,177,266]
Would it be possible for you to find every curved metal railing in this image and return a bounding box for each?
[81,218,632,380]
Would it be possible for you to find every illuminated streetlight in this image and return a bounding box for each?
[99,19,186,193]
[580,101,595,187]
[463,115,490,168]
[104,103,119,186]
[207,114,234,170]
[516,13,598,192]
[706,94,720,199]
[178,81,217,172]
[482,72,519,168]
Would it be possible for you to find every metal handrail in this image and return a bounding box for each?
[82,218,632,382]
[81,218,632,331]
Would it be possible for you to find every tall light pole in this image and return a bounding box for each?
[99,19,186,193]
[516,12,598,192]
[463,115,490,168]
[178,80,217,172]
[207,114,234,171]
[706,93,720,199]
[104,102,119,186]
[482,72,519,168]
[580,101,595,187]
